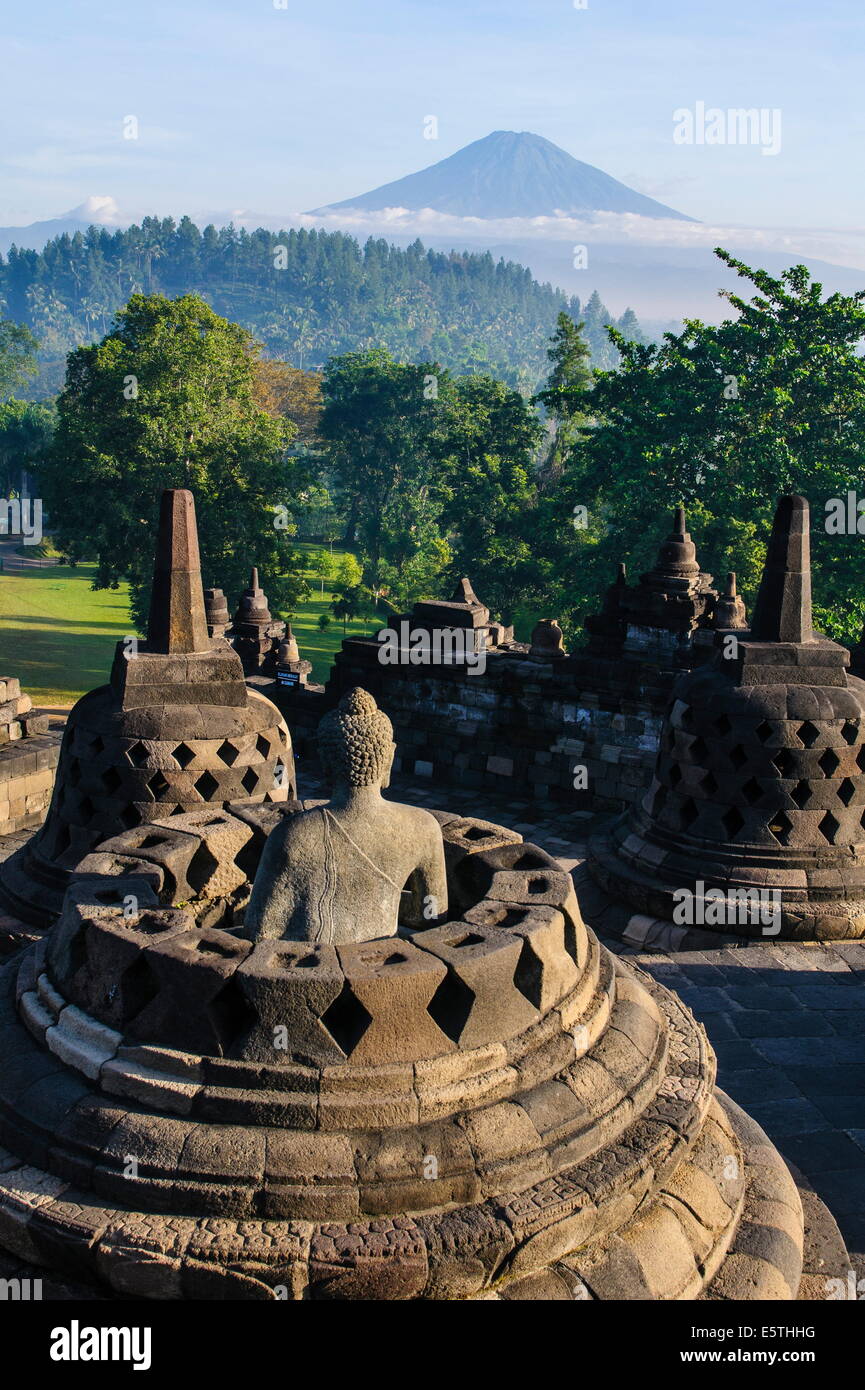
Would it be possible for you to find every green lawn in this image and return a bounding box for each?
[0,563,133,705]
[0,544,381,704]
[292,542,381,684]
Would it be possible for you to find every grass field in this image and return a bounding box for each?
[0,543,381,704]
[0,562,133,705]
[292,542,381,683]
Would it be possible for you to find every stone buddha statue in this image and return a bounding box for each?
[244,688,448,944]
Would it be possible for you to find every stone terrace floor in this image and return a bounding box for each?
[321,766,865,1269]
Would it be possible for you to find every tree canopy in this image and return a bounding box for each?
[37,293,310,629]
[550,251,865,641]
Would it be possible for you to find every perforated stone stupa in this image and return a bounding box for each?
[589,495,865,942]
[0,490,295,939]
[584,507,717,663]
[0,686,843,1300]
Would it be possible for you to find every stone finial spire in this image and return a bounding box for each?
[147,489,210,653]
[649,506,700,579]
[749,495,812,644]
[713,572,748,630]
[234,566,273,625]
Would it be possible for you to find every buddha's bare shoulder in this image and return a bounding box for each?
[385,801,445,836]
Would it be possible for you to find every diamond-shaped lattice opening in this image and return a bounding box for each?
[187,842,220,894]
[53,823,72,857]
[819,811,840,844]
[119,804,141,830]
[768,811,793,846]
[669,764,683,789]
[652,785,668,815]
[773,748,797,777]
[838,778,856,807]
[127,741,149,768]
[241,767,259,796]
[102,766,122,794]
[119,955,160,1024]
[858,747,865,774]
[255,734,271,760]
[679,797,699,830]
[217,740,240,767]
[701,771,718,796]
[194,770,220,800]
[65,924,88,979]
[798,721,820,749]
[690,736,709,762]
[513,938,544,1010]
[722,807,745,839]
[77,795,96,821]
[209,978,258,1052]
[819,749,840,777]
[730,745,747,771]
[741,778,762,806]
[90,735,104,756]
[715,713,732,737]
[173,743,195,770]
[426,970,475,1045]
[791,781,810,809]
[67,761,82,788]
[842,721,859,746]
[680,705,695,732]
[321,982,373,1056]
[755,720,773,744]
[148,771,171,800]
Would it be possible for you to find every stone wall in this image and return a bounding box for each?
[265,640,686,812]
[0,732,62,834]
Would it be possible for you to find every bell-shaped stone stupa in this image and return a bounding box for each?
[590,495,865,941]
[0,490,295,938]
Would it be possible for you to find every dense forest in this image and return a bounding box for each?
[0,217,644,394]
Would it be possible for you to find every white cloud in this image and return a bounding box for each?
[206,205,865,273]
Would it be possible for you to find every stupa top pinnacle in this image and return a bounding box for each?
[749,494,812,645]
[645,505,701,583]
[146,489,210,654]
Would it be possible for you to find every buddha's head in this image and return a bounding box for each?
[317,687,396,792]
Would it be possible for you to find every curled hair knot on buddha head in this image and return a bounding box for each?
[317,687,395,788]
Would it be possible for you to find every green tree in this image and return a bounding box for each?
[435,373,543,619]
[319,349,449,595]
[308,547,335,594]
[331,587,362,631]
[533,311,593,483]
[0,319,39,400]
[39,293,310,628]
[334,553,363,590]
[0,400,54,496]
[554,251,865,640]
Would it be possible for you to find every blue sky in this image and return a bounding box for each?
[1,0,863,230]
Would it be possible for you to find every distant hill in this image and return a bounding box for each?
[0,197,125,256]
[316,130,695,221]
[0,218,644,395]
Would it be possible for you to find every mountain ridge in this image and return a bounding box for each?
[315,130,695,222]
